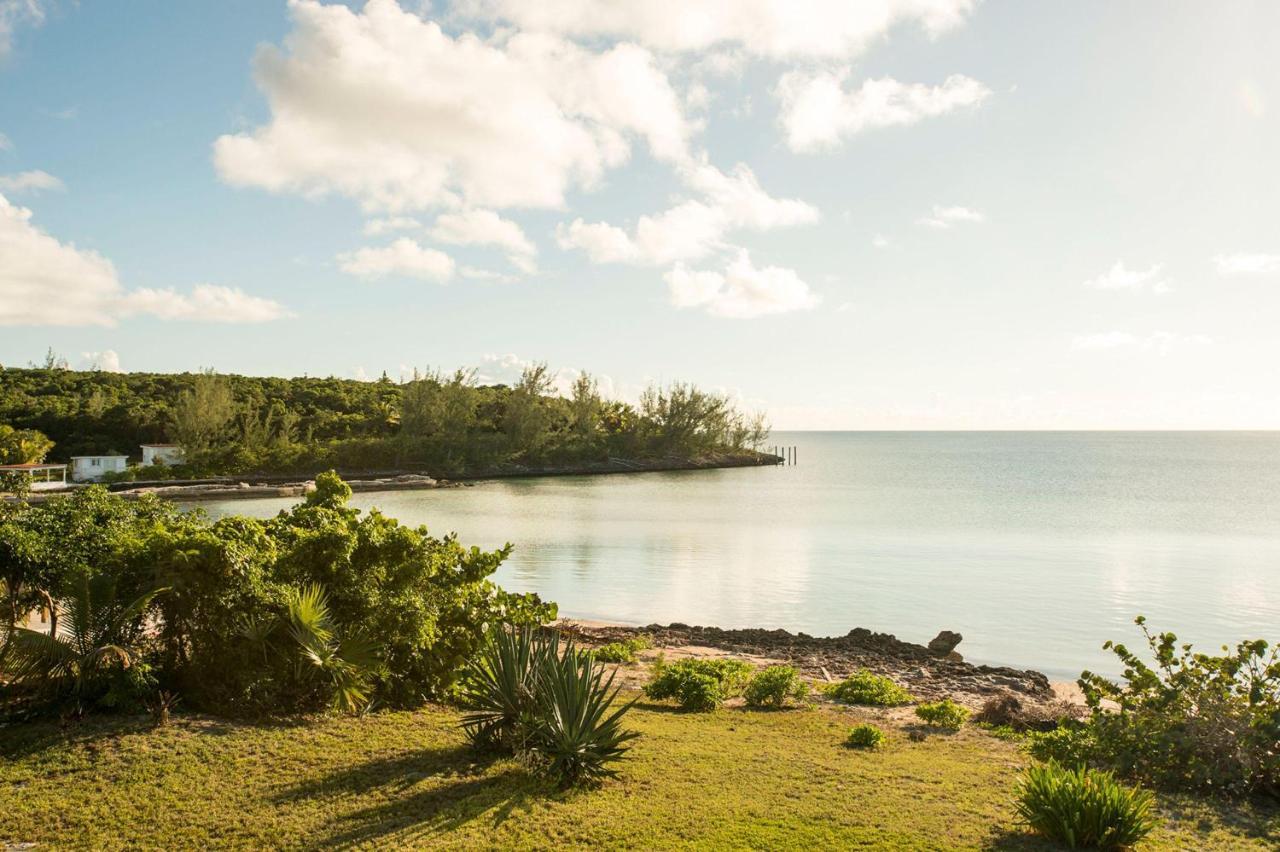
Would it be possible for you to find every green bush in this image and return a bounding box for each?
[644,657,753,712]
[1068,617,1280,798]
[459,626,560,752]
[845,724,886,749]
[744,665,809,708]
[1015,761,1158,849]
[1027,724,1100,768]
[824,670,915,706]
[591,636,652,664]
[915,699,969,729]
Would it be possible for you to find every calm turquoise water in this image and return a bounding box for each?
[195,432,1280,679]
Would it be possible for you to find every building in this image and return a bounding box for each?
[0,462,68,491]
[70,454,129,482]
[141,444,185,467]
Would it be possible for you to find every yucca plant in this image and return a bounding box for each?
[1015,761,1159,849]
[459,626,560,751]
[286,583,381,715]
[531,643,638,787]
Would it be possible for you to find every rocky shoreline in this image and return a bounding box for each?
[563,621,1057,708]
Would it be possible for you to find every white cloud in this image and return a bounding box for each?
[464,0,977,60]
[459,265,518,283]
[1071,331,1210,353]
[0,0,44,56]
[81,350,122,373]
[557,161,818,265]
[1238,79,1266,118]
[0,132,11,151]
[478,352,636,401]
[337,238,455,281]
[916,204,984,228]
[214,0,690,213]
[665,250,819,318]
[0,170,65,194]
[777,71,990,152]
[429,208,537,273]
[872,233,889,249]
[362,216,422,236]
[0,193,290,326]
[1083,261,1170,293]
[1214,253,1280,276]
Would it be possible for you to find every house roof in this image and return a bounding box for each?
[141,443,180,448]
[70,455,129,460]
[0,463,67,470]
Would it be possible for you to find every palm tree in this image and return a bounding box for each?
[286,583,380,715]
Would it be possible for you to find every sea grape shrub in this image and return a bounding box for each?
[744,665,809,708]
[1065,617,1280,799]
[915,699,970,729]
[824,670,915,706]
[1014,761,1158,850]
[845,724,886,750]
[590,636,652,664]
[644,658,753,712]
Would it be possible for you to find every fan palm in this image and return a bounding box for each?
[286,583,380,715]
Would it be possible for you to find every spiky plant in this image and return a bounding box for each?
[1015,761,1158,849]
[458,626,559,751]
[286,583,380,715]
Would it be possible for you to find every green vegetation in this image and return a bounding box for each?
[915,699,971,730]
[0,424,54,464]
[743,664,809,708]
[845,723,886,749]
[0,362,769,478]
[589,636,652,664]
[643,657,753,712]
[824,669,915,706]
[1014,762,1159,849]
[1,474,553,720]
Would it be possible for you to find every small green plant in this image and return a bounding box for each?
[1027,724,1098,767]
[644,657,753,712]
[824,670,914,706]
[744,665,809,708]
[845,723,886,749]
[915,699,969,729]
[1015,761,1158,849]
[591,636,652,664]
[459,626,559,751]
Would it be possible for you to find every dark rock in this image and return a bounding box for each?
[927,630,963,656]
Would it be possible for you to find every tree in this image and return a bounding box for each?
[0,425,54,464]
[503,363,556,460]
[569,372,602,439]
[169,372,235,454]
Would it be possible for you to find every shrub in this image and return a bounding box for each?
[1027,724,1100,768]
[744,665,809,708]
[824,670,914,706]
[591,636,652,664]
[644,657,753,712]
[459,626,559,751]
[1015,761,1158,849]
[845,723,886,749]
[915,699,969,729]
[1071,617,1280,798]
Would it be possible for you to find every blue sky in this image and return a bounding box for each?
[1,1,1278,428]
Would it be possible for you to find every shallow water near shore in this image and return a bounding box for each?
[193,431,1280,680]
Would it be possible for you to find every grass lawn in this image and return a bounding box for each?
[1,697,1276,850]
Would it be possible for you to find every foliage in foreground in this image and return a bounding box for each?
[915,699,970,730]
[590,636,652,664]
[1038,618,1280,799]
[459,627,638,787]
[845,723,886,749]
[1014,761,1158,849]
[824,670,915,706]
[643,657,753,712]
[744,664,809,708]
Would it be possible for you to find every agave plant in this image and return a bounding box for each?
[532,643,638,787]
[458,625,560,751]
[7,572,167,711]
[286,583,381,715]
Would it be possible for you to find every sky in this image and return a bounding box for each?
[1,0,1278,429]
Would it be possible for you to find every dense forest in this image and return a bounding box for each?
[0,359,769,478]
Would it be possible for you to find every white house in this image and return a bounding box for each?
[0,462,68,491]
[71,454,129,482]
[141,444,185,467]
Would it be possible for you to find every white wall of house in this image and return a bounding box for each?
[141,444,184,466]
[71,455,128,482]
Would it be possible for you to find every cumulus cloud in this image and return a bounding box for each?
[0,0,44,56]
[1214,253,1280,276]
[665,250,819,318]
[214,0,691,213]
[0,169,65,194]
[776,71,990,152]
[362,216,422,236]
[916,204,984,228]
[557,161,818,265]
[337,238,455,281]
[463,0,977,60]
[1083,261,1170,293]
[0,193,290,326]
[81,350,122,373]
[429,208,537,273]
[1071,331,1211,354]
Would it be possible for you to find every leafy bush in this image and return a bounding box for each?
[845,724,886,749]
[644,657,753,712]
[1072,617,1279,798]
[591,636,652,664]
[824,670,914,706]
[744,665,809,708]
[1014,761,1158,849]
[1027,724,1101,768]
[915,699,969,729]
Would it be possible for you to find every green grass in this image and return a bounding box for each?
[1,697,1276,850]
